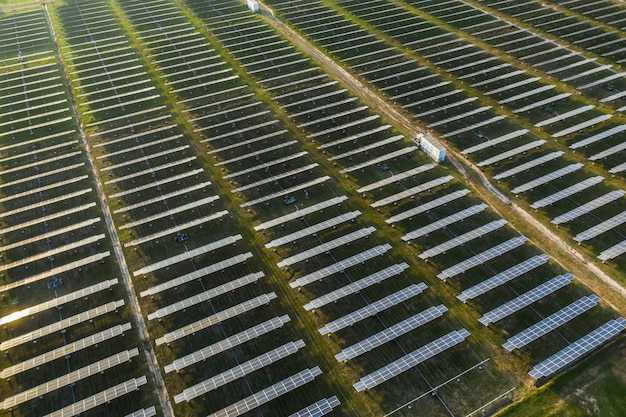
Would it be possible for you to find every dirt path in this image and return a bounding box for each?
[259,4,626,309]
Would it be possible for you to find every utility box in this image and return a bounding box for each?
[247,0,259,12]
[417,133,446,163]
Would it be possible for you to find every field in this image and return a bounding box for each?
[0,0,625,416]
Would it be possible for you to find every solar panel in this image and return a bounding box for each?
[503,295,600,351]
[124,407,157,417]
[609,162,626,174]
[133,235,243,276]
[290,244,392,288]
[0,233,104,273]
[234,164,319,193]
[1,300,124,351]
[43,376,147,417]
[224,150,307,178]
[494,151,564,180]
[514,93,572,113]
[420,220,507,259]
[148,272,264,320]
[104,156,195,184]
[589,141,626,161]
[289,396,340,417]
[304,263,409,310]
[175,340,306,403]
[534,105,594,127]
[318,125,391,149]
[207,367,322,417]
[371,176,453,207]
[1,323,131,379]
[277,227,376,268]
[403,203,488,241]
[140,253,253,296]
[386,189,470,224]
[462,129,528,154]
[255,196,348,230]
[552,115,612,138]
[529,318,626,379]
[575,211,626,242]
[156,293,277,345]
[341,146,416,173]
[531,176,604,209]
[266,211,361,248]
[479,274,574,325]
[319,284,427,335]
[511,163,583,194]
[598,239,626,261]
[165,315,290,373]
[241,176,331,208]
[336,305,448,362]
[125,211,229,247]
[113,180,211,212]
[478,140,546,167]
[442,116,507,138]
[552,190,624,225]
[215,140,296,166]
[0,278,117,326]
[1,349,139,409]
[329,135,404,161]
[499,85,557,105]
[428,106,492,128]
[457,254,550,301]
[438,236,528,280]
[353,329,470,391]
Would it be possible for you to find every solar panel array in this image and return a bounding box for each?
[357,164,435,193]
[479,274,574,325]
[207,367,323,417]
[458,254,551,301]
[504,295,600,351]
[277,227,376,267]
[166,319,283,375]
[437,236,528,280]
[0,278,118,326]
[304,263,409,310]
[2,348,139,409]
[290,244,392,288]
[156,293,277,345]
[254,196,348,230]
[529,318,626,379]
[320,284,428,335]
[531,176,604,209]
[353,329,470,391]
[599,240,626,261]
[551,191,624,225]
[403,204,488,241]
[2,323,131,378]
[574,211,626,242]
[147,272,264,320]
[133,235,243,276]
[336,305,448,361]
[386,189,470,224]
[175,340,306,403]
[124,407,157,417]
[419,220,507,259]
[266,211,362,248]
[511,164,584,194]
[493,151,564,180]
[289,396,341,417]
[44,376,148,417]
[371,176,453,207]
[1,300,125,351]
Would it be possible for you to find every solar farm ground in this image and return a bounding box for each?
[0,0,625,416]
